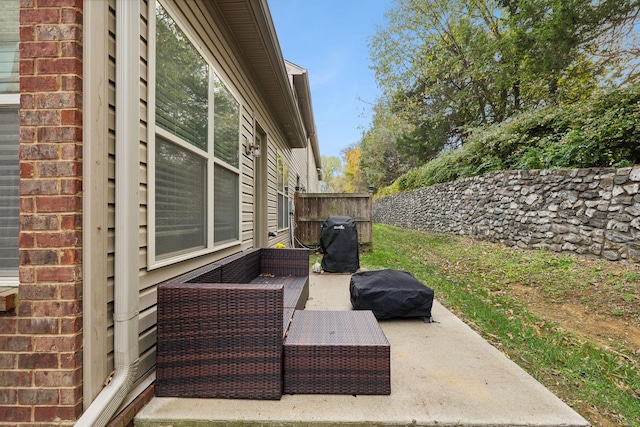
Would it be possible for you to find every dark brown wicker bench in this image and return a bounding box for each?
[155,248,310,400]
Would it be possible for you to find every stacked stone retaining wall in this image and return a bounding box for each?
[373,166,640,263]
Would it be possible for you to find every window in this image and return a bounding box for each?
[150,2,241,265]
[0,1,20,285]
[277,153,289,230]
[155,137,207,257]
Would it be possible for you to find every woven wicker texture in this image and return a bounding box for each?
[260,248,310,277]
[219,248,261,283]
[166,262,222,285]
[284,310,391,395]
[156,282,284,400]
[243,248,262,280]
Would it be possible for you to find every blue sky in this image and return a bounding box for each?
[269,1,393,159]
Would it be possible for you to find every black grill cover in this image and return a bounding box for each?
[350,269,434,320]
[320,216,360,273]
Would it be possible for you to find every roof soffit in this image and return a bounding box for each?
[205,0,307,148]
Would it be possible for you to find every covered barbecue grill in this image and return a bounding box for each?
[320,216,360,273]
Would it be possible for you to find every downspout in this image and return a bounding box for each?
[307,138,310,192]
[76,0,140,425]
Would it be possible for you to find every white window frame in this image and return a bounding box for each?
[147,0,242,269]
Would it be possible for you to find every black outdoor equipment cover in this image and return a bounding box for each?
[320,216,360,273]
[350,269,434,320]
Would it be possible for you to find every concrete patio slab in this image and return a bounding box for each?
[135,271,590,426]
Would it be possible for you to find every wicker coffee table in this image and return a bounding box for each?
[283,310,391,395]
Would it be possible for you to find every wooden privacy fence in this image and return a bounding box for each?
[293,192,373,250]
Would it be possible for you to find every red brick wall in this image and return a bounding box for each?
[0,1,84,425]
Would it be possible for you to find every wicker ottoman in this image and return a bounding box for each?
[283,310,391,395]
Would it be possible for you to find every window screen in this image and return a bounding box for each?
[155,136,207,258]
[213,164,239,244]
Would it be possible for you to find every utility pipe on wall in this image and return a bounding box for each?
[76,0,140,425]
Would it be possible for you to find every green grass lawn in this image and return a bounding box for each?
[339,224,640,426]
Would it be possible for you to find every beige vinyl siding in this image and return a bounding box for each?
[291,145,311,191]
[310,145,321,191]
[104,0,157,392]
[88,0,313,406]
[292,147,306,191]
[266,142,280,237]
[137,0,157,388]
[241,105,257,243]
[106,0,117,379]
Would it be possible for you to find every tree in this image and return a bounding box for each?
[343,146,369,193]
[319,155,345,193]
[368,0,640,161]
[359,96,416,189]
[498,0,640,102]
[370,0,515,153]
